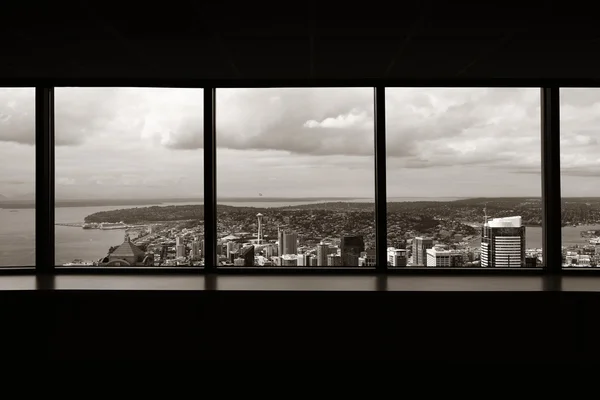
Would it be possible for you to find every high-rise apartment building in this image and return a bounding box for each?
[481,216,525,267]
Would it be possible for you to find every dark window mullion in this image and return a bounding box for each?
[35,87,55,272]
[203,88,217,271]
[541,87,562,273]
[374,87,387,271]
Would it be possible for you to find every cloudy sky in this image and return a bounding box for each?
[0,87,596,199]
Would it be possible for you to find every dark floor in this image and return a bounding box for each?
[1,274,598,359]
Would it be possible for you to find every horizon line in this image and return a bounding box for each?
[0,195,547,203]
[6,195,600,202]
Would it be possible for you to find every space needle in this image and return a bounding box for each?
[256,213,264,244]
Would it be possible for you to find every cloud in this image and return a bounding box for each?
[56,177,76,185]
[0,89,35,145]
[0,87,542,168]
[304,108,371,129]
[4,86,600,198]
[215,88,374,156]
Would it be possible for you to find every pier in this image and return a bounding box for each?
[55,223,83,227]
[54,222,149,230]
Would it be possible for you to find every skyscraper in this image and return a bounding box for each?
[341,235,364,266]
[481,216,525,268]
[412,237,434,266]
[317,242,328,266]
[277,226,283,256]
[191,240,200,259]
[282,231,298,255]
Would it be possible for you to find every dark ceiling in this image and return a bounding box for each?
[1,1,597,82]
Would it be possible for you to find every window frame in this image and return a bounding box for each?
[0,78,585,275]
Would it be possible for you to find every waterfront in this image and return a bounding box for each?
[1,198,598,266]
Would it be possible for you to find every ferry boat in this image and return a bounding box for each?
[99,222,128,230]
[63,259,94,266]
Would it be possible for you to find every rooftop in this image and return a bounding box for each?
[486,216,523,228]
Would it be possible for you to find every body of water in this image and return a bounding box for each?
[0,198,595,266]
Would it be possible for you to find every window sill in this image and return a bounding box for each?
[0,273,600,292]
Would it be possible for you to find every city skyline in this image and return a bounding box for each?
[0,87,599,199]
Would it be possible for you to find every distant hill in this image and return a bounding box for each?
[0,194,6,200]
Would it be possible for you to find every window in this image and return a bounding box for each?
[560,88,600,268]
[215,88,376,267]
[54,88,204,268]
[386,88,542,268]
[0,88,35,267]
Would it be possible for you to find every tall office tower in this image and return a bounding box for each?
[341,235,365,266]
[282,231,298,255]
[176,243,186,258]
[327,254,342,266]
[161,244,168,260]
[317,242,328,266]
[412,236,434,266]
[201,239,205,257]
[176,236,184,246]
[481,216,525,267]
[239,245,255,267]
[277,226,284,256]
[256,213,264,244]
[387,247,407,267]
[191,240,200,258]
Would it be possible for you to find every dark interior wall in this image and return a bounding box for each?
[1,290,596,360]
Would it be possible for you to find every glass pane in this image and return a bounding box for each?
[386,88,542,268]
[216,88,375,267]
[560,88,600,268]
[0,88,35,267]
[54,88,204,268]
